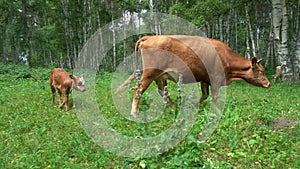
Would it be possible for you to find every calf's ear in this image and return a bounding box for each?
[69,74,74,79]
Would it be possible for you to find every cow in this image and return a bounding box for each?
[116,35,271,117]
[50,68,86,111]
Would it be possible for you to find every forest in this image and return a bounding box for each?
[1,0,300,81]
[0,1,300,168]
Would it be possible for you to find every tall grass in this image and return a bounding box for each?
[0,64,299,168]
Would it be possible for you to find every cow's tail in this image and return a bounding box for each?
[115,36,149,93]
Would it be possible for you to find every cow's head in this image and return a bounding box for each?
[71,74,86,92]
[246,57,271,88]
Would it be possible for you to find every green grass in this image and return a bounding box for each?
[0,63,299,168]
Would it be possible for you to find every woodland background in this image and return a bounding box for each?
[1,0,300,81]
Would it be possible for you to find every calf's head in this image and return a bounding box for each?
[246,57,271,88]
[71,74,86,92]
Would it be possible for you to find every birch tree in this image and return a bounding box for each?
[293,0,300,81]
[245,6,256,57]
[21,0,32,66]
[272,0,291,80]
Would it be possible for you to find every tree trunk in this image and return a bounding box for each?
[22,0,32,66]
[111,2,117,70]
[225,9,231,45]
[293,0,300,81]
[123,10,127,67]
[1,19,8,63]
[245,6,256,57]
[61,0,70,68]
[272,0,291,80]
[219,17,223,42]
[235,11,238,51]
[265,20,274,67]
[245,29,251,59]
[272,0,281,64]
[96,5,106,70]
[280,0,292,79]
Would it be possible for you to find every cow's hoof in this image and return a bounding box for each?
[131,110,137,118]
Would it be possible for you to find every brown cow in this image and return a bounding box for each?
[116,35,271,117]
[50,68,86,111]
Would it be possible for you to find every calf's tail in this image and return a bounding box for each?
[115,36,149,93]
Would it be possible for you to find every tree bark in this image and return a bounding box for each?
[265,20,274,67]
[272,0,291,80]
[245,6,256,57]
[280,0,292,79]
[1,19,8,63]
[219,17,223,42]
[22,0,32,66]
[245,28,251,59]
[293,0,300,81]
[111,1,117,70]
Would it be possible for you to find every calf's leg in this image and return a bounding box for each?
[58,90,64,108]
[64,95,69,111]
[51,85,56,105]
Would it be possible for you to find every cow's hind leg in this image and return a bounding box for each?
[195,82,210,107]
[131,70,157,118]
[131,79,152,117]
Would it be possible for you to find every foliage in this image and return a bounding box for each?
[1,0,300,77]
[0,65,299,168]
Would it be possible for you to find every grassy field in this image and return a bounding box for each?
[0,63,299,168]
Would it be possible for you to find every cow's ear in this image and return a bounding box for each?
[69,74,74,79]
[257,59,262,64]
[251,57,258,66]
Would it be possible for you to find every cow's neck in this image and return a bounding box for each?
[228,59,251,84]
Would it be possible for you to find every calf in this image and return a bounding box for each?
[50,68,86,111]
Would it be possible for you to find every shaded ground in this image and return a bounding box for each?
[270,117,298,131]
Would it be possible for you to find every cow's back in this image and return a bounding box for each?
[139,35,223,84]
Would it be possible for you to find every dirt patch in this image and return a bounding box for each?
[270,117,298,131]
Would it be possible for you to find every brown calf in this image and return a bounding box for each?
[50,68,86,111]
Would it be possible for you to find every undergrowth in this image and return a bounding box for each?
[0,64,299,168]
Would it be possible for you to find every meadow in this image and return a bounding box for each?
[0,63,299,168]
